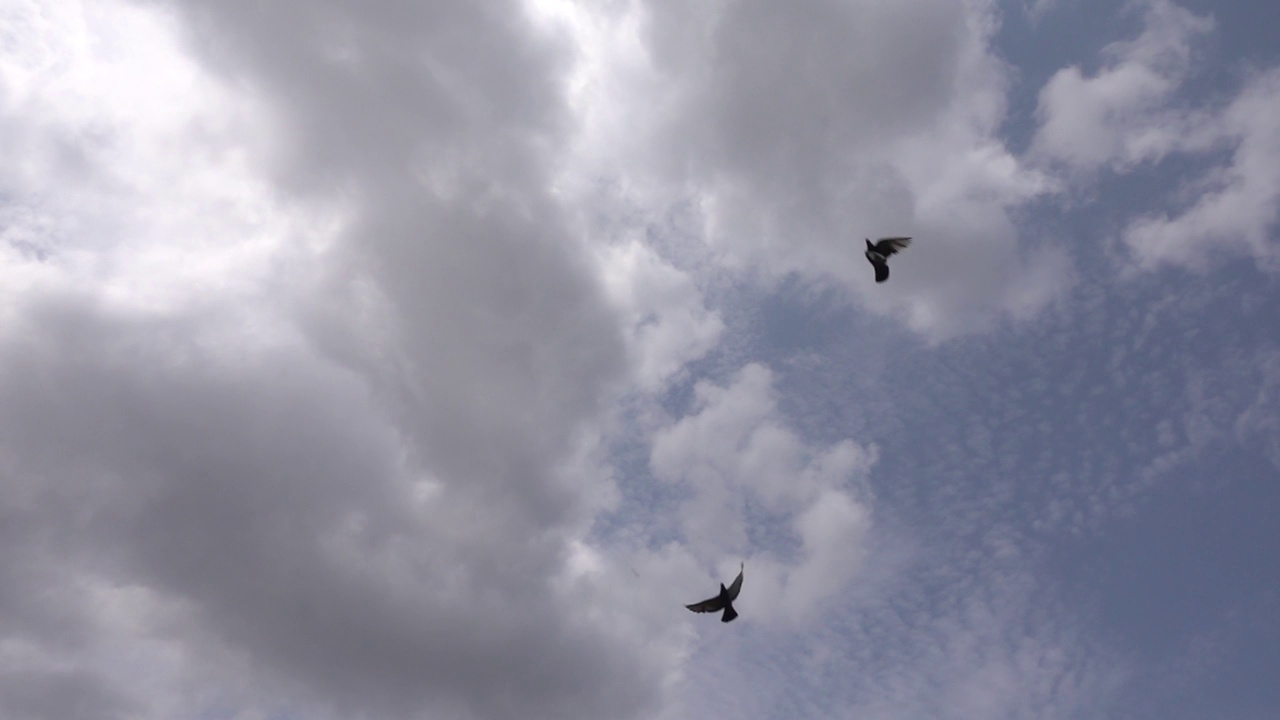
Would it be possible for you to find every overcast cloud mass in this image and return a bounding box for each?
[1,0,1277,718]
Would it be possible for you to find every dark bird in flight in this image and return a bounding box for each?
[864,236,912,283]
[685,563,744,623]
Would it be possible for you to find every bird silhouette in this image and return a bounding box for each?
[685,563,744,623]
[864,236,912,283]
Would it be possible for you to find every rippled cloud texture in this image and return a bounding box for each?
[2,1,1277,718]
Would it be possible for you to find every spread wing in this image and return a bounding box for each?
[872,237,912,256]
[685,596,726,614]
[725,564,744,601]
[874,263,889,283]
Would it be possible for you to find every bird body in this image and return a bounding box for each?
[864,236,912,283]
[686,563,744,623]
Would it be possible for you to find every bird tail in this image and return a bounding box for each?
[721,603,738,623]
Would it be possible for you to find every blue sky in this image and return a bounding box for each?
[1,1,1277,719]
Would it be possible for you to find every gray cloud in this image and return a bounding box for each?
[0,288,659,719]
[0,667,136,720]
[631,0,1068,337]
[0,0,673,717]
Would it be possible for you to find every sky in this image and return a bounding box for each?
[1,0,1277,718]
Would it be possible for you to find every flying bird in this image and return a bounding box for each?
[864,236,912,283]
[685,563,744,623]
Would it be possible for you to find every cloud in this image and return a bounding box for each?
[1031,0,1217,172]
[1028,0,1280,272]
[1234,349,1280,469]
[650,363,874,622]
[0,288,687,719]
[597,239,725,391]
[852,566,1125,720]
[1122,69,1280,270]
[537,0,1071,340]
[7,0,1272,719]
[0,0,283,317]
[0,1,690,718]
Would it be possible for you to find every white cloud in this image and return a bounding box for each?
[650,364,874,622]
[1123,69,1280,270]
[534,0,1072,340]
[597,239,724,391]
[1031,0,1217,172]
[1028,0,1280,273]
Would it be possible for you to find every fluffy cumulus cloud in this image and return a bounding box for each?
[650,364,874,622]
[1122,68,1280,271]
[622,0,1070,337]
[597,239,724,392]
[1031,0,1218,172]
[1030,0,1280,272]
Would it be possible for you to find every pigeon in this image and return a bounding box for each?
[864,236,912,283]
[685,563,744,623]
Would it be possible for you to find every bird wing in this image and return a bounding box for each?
[686,596,726,613]
[725,564,744,601]
[874,263,889,283]
[872,237,912,255]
